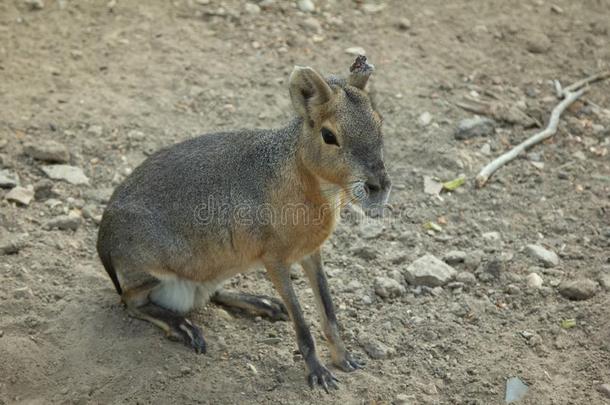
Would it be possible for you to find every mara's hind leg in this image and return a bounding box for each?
[122,280,207,353]
[211,289,289,321]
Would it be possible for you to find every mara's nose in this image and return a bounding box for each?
[365,170,391,195]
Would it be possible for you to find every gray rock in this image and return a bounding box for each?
[374,276,405,298]
[244,2,260,13]
[45,214,82,231]
[405,253,457,287]
[394,394,415,405]
[34,179,58,200]
[482,231,502,242]
[526,33,551,54]
[361,3,385,13]
[359,336,395,359]
[6,186,34,206]
[443,250,467,265]
[25,0,44,10]
[418,111,432,127]
[525,244,559,268]
[397,18,411,30]
[87,125,104,137]
[484,257,504,278]
[456,271,476,285]
[344,279,363,292]
[599,274,610,291]
[0,169,19,189]
[0,233,28,255]
[359,221,384,240]
[41,165,89,185]
[454,117,496,140]
[83,187,113,203]
[526,272,543,289]
[351,245,377,261]
[297,0,314,12]
[559,279,598,300]
[23,140,69,163]
[506,284,521,295]
[300,17,322,33]
[598,384,610,400]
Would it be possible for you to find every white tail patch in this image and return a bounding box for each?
[150,279,198,314]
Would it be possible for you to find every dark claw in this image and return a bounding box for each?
[178,319,207,354]
[308,364,339,393]
[335,352,365,372]
[260,296,289,322]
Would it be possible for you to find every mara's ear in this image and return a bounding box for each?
[289,66,333,121]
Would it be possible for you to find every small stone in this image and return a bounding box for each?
[351,245,377,261]
[25,0,44,10]
[374,277,405,299]
[0,169,19,189]
[418,111,432,127]
[359,221,384,240]
[443,250,467,265]
[244,3,261,14]
[454,116,496,140]
[526,272,543,289]
[6,186,34,206]
[456,271,476,285]
[345,46,366,56]
[45,213,82,231]
[360,337,394,359]
[300,17,322,33]
[260,337,281,345]
[297,0,315,13]
[598,274,610,291]
[246,363,258,375]
[23,140,69,163]
[41,164,89,185]
[0,233,28,255]
[559,279,598,300]
[526,32,552,54]
[397,18,411,30]
[405,253,457,287]
[361,295,373,305]
[34,179,57,200]
[525,244,559,268]
[506,284,521,295]
[598,384,610,399]
[361,3,385,14]
[484,257,504,278]
[344,280,363,292]
[87,125,104,137]
[394,394,415,405]
[482,231,501,242]
[550,4,563,14]
[180,366,192,375]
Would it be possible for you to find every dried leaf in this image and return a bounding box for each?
[424,176,443,196]
[423,222,442,232]
[561,319,576,329]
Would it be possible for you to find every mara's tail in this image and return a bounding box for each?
[99,251,123,295]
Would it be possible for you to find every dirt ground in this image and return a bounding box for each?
[1,0,610,404]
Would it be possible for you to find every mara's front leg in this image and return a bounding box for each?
[301,250,364,372]
[264,259,339,392]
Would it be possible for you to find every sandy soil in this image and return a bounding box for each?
[1,0,609,404]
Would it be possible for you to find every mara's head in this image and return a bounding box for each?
[289,55,391,217]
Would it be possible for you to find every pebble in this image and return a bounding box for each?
[344,279,363,292]
[300,17,322,33]
[359,337,395,359]
[397,18,411,31]
[25,0,44,10]
[374,276,405,298]
[23,140,70,163]
[526,32,551,54]
[525,244,559,268]
[598,274,610,291]
[482,231,502,242]
[34,179,57,200]
[244,3,261,13]
[0,169,19,189]
[45,213,82,231]
[505,284,521,295]
[443,250,467,265]
[358,221,384,240]
[41,164,89,185]
[394,394,415,405]
[598,384,610,399]
[418,111,432,127]
[454,117,496,140]
[484,257,504,278]
[6,186,34,206]
[404,253,457,287]
[526,272,543,289]
[345,46,366,56]
[558,279,598,300]
[297,0,315,13]
[361,3,386,14]
[87,125,104,137]
[0,233,28,255]
[456,271,476,285]
[350,245,377,261]
[180,366,192,375]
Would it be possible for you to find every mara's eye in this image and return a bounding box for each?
[321,128,339,146]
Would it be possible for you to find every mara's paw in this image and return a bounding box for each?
[256,296,289,322]
[333,352,365,372]
[307,364,339,393]
[168,318,207,354]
